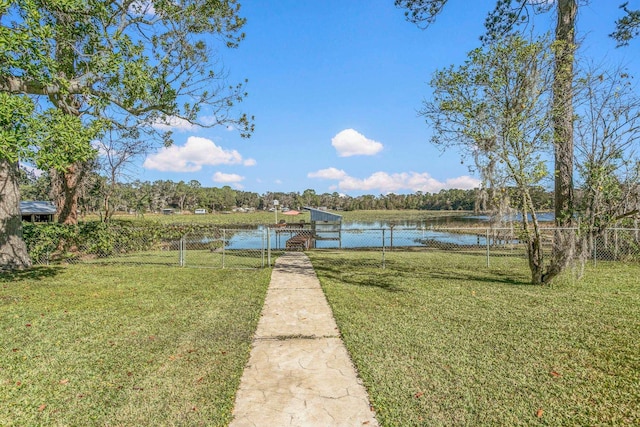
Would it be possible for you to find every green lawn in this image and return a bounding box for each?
[309,251,640,426]
[0,265,271,426]
[4,250,638,426]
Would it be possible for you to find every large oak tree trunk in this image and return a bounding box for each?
[0,159,32,271]
[544,0,577,284]
[52,162,86,225]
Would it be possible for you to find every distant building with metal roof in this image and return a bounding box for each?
[303,207,342,247]
[303,207,343,223]
[20,201,57,222]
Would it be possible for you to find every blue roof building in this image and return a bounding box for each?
[20,201,56,222]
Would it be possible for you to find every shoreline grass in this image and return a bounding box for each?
[310,251,640,426]
[0,265,271,426]
[88,209,477,227]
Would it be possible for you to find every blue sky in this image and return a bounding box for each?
[136,0,640,196]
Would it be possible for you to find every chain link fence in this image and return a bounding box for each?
[178,229,271,269]
[303,226,523,270]
[26,224,640,270]
[307,226,640,271]
[26,226,272,269]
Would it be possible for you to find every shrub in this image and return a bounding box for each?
[22,220,213,263]
[22,220,264,264]
[22,222,80,263]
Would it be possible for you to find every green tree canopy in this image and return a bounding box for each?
[1,0,252,135]
[426,34,556,284]
[1,0,253,225]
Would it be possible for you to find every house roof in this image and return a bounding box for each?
[20,201,57,215]
[303,207,342,222]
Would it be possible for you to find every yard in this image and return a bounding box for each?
[0,265,271,426]
[309,251,640,426]
[1,250,638,426]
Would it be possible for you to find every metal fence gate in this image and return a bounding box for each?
[180,229,270,269]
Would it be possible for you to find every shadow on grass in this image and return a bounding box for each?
[273,254,319,277]
[427,269,532,286]
[313,263,405,292]
[313,258,533,289]
[0,266,64,282]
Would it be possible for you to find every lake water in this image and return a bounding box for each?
[461,212,555,223]
[221,215,528,250]
[311,226,489,249]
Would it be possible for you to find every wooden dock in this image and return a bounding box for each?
[285,232,314,251]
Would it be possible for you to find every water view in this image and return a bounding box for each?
[221,214,530,250]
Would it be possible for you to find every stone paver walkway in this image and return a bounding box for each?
[230,252,379,427]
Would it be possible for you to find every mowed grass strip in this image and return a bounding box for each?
[0,265,270,426]
[310,251,640,426]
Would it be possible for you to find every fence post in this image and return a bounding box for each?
[222,229,226,269]
[382,228,386,269]
[179,235,185,267]
[261,228,266,268]
[267,227,271,266]
[486,228,490,268]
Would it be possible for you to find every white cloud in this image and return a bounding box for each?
[92,140,108,156]
[151,114,225,131]
[331,129,383,157]
[213,172,244,184]
[243,158,257,166]
[307,167,348,180]
[444,176,482,189]
[152,115,196,132]
[200,115,218,126]
[309,169,480,194]
[143,136,244,172]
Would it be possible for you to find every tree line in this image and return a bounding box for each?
[19,169,556,214]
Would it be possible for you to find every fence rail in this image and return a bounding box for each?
[27,225,640,269]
